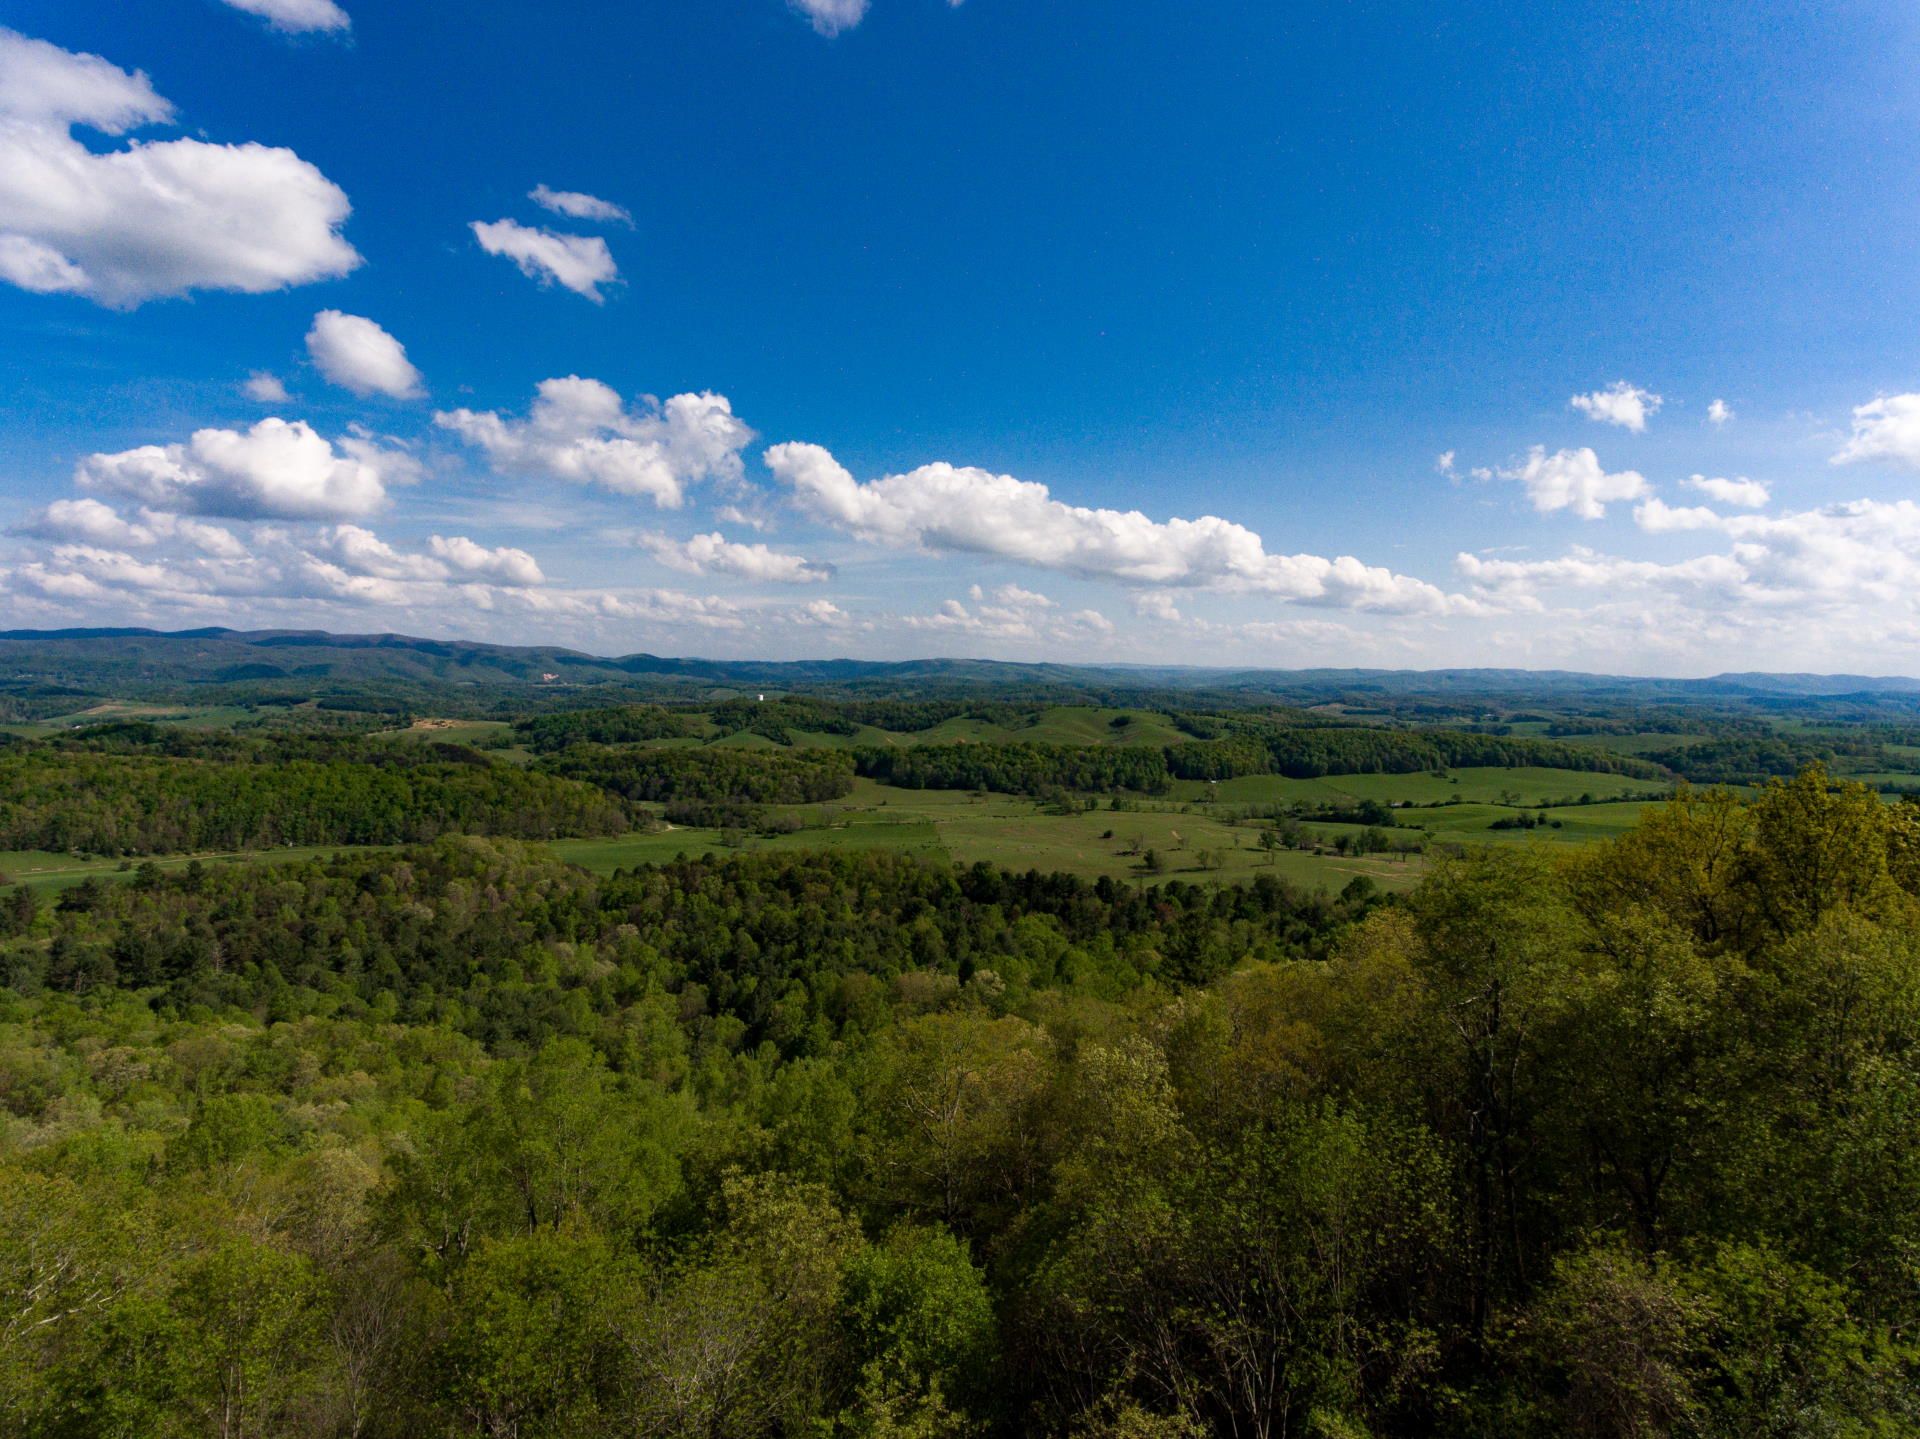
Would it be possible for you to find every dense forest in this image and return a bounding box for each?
[3,766,1920,1435]
[515,706,708,752]
[0,749,632,856]
[1644,733,1920,785]
[534,745,857,807]
[857,727,1664,796]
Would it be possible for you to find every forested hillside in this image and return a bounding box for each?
[3,767,1919,1435]
[9,626,1920,729]
[0,747,633,855]
[856,726,1665,795]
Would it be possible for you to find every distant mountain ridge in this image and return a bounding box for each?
[0,626,1915,707]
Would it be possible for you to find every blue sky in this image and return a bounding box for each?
[3,0,1920,672]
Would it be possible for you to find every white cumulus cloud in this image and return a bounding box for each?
[763,441,1467,614]
[437,377,754,508]
[77,418,397,521]
[1682,474,1768,508]
[784,0,960,36]
[903,584,1111,642]
[9,497,154,547]
[1570,381,1663,433]
[243,372,290,404]
[471,219,617,302]
[218,0,351,34]
[0,29,359,306]
[1707,399,1734,426]
[313,524,445,581]
[631,531,834,584]
[142,512,248,557]
[529,184,631,226]
[1499,446,1649,520]
[791,0,870,34]
[1460,498,1920,620]
[311,526,542,587]
[1632,498,1727,533]
[305,310,425,400]
[426,534,545,586]
[1832,393,1920,472]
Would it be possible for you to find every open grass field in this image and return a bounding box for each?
[708,730,784,749]
[817,778,1429,891]
[386,718,517,744]
[0,768,1681,899]
[939,803,1424,891]
[1546,731,1705,755]
[1838,772,1920,791]
[1169,765,1665,809]
[786,725,901,749]
[552,785,1426,892]
[0,842,393,892]
[549,816,945,871]
[1399,798,1660,846]
[37,702,263,729]
[997,706,1193,746]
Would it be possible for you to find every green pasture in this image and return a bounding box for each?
[821,781,1426,891]
[1842,772,1920,791]
[549,816,944,872]
[1009,706,1191,746]
[786,725,900,749]
[1170,765,1663,809]
[1548,731,1703,755]
[549,779,1432,892]
[38,702,261,729]
[708,730,783,749]
[384,718,517,744]
[1398,798,1660,846]
[0,776,1679,899]
[0,842,392,892]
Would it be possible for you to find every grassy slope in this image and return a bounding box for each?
[1172,765,1661,807]
[39,702,263,729]
[1545,731,1709,755]
[550,782,1426,892]
[0,843,397,892]
[1399,798,1655,846]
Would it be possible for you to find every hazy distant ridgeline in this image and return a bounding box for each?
[8,627,1920,723]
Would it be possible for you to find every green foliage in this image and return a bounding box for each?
[0,747,631,855]
[857,741,1177,797]
[856,727,1660,800]
[514,704,707,752]
[1643,732,1920,785]
[710,695,861,742]
[0,766,1916,1436]
[537,741,856,806]
[441,1230,630,1437]
[844,1223,998,1407]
